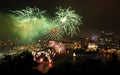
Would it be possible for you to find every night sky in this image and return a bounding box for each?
[0,0,120,39]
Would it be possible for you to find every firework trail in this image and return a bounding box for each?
[54,7,82,37]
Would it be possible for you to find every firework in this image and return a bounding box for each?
[32,49,55,63]
[48,40,65,54]
[11,7,46,20]
[54,7,82,37]
[11,7,47,43]
[9,7,83,43]
[44,21,63,41]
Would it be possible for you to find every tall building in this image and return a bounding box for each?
[98,31,114,49]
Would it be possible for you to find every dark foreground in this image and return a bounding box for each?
[0,51,120,75]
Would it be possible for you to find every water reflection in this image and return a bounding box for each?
[33,62,53,74]
[73,56,76,64]
[32,53,118,74]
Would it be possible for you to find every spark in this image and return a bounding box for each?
[32,49,55,63]
[44,24,63,41]
[11,7,46,20]
[54,7,82,37]
[11,7,47,43]
[48,40,65,54]
[8,7,83,43]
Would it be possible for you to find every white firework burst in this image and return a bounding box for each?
[54,7,82,37]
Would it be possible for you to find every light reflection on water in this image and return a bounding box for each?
[33,54,116,74]
[32,55,88,73]
[33,62,53,74]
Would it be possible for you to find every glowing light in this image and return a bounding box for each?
[73,52,76,57]
[40,58,44,62]
[48,40,65,54]
[54,7,82,37]
[48,40,56,47]
[11,7,47,43]
[8,7,83,43]
[44,24,63,41]
[60,16,67,23]
[32,49,55,63]
[11,7,46,20]
[48,63,53,68]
